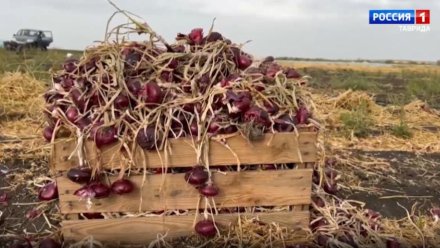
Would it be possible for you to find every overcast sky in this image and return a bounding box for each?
[1,0,439,61]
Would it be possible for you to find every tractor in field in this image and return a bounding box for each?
[3,29,53,52]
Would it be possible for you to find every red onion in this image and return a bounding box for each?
[312,196,325,208]
[261,164,276,170]
[168,59,179,69]
[325,168,338,180]
[205,32,223,42]
[82,212,104,219]
[208,120,220,133]
[0,191,8,206]
[323,180,338,195]
[263,56,274,63]
[237,55,252,70]
[316,235,329,246]
[312,170,320,184]
[76,117,91,131]
[70,88,86,110]
[126,78,142,96]
[25,208,41,220]
[189,121,198,136]
[295,106,309,124]
[39,238,61,248]
[188,28,203,45]
[264,62,282,78]
[386,238,401,248]
[310,218,328,231]
[364,209,381,221]
[75,182,110,199]
[139,82,163,105]
[185,166,209,186]
[199,184,219,197]
[38,182,58,201]
[60,77,74,90]
[183,102,202,113]
[43,126,54,142]
[264,100,279,115]
[89,182,111,198]
[136,127,162,150]
[66,107,79,123]
[67,167,92,184]
[114,94,130,109]
[94,126,118,148]
[430,207,440,222]
[111,179,134,195]
[160,71,173,82]
[226,90,252,113]
[63,58,78,73]
[274,114,295,132]
[11,240,32,248]
[284,68,301,79]
[195,220,217,237]
[244,106,271,127]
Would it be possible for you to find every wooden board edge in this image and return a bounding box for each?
[62,210,310,244]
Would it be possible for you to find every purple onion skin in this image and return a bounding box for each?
[136,127,162,150]
[199,184,219,197]
[89,182,111,199]
[195,220,217,237]
[185,166,209,186]
[82,212,104,219]
[111,179,135,195]
[386,238,401,248]
[94,126,118,148]
[295,106,309,124]
[43,126,54,142]
[38,182,58,201]
[67,167,92,184]
[39,238,61,248]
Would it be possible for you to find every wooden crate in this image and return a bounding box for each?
[52,131,317,244]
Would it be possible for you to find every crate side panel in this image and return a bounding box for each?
[53,132,317,171]
[62,211,310,244]
[57,169,312,214]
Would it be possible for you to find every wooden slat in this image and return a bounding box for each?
[58,169,313,214]
[62,211,310,244]
[53,132,317,171]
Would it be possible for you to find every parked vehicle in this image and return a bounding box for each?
[3,29,53,52]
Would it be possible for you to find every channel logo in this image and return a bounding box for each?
[369,9,430,24]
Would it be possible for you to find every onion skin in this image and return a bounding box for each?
[39,238,61,248]
[323,180,338,195]
[67,167,92,184]
[195,220,217,237]
[0,191,9,206]
[238,55,252,70]
[126,78,142,96]
[66,107,79,123]
[244,106,271,127]
[386,238,401,248]
[114,94,130,109]
[38,182,58,201]
[139,82,163,105]
[188,28,204,45]
[94,126,118,148]
[70,88,86,111]
[90,182,111,199]
[43,126,54,142]
[136,127,162,150]
[205,32,223,42]
[185,166,209,186]
[274,114,295,132]
[63,58,78,73]
[111,179,135,195]
[284,68,301,79]
[199,184,219,197]
[82,212,104,219]
[295,106,309,124]
[264,100,279,115]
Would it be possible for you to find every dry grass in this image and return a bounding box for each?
[0,72,48,159]
[0,72,46,119]
[279,60,440,74]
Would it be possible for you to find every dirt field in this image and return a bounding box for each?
[1,49,439,247]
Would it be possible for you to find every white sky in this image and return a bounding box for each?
[1,0,439,61]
